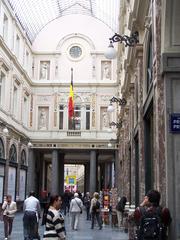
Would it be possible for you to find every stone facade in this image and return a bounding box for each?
[117,0,180,239]
[0,1,118,203]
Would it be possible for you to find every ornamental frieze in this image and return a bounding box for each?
[37,95,52,102]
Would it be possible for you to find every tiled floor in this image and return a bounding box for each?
[0,211,128,240]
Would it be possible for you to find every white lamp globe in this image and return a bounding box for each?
[104,42,117,59]
[107,127,112,133]
[3,127,9,134]
[28,141,33,148]
[108,142,112,148]
[107,103,114,112]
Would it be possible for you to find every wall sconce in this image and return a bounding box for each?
[27,141,33,148]
[107,96,127,112]
[3,126,9,134]
[104,31,139,59]
[107,138,117,148]
[109,121,122,129]
[0,121,9,134]
[108,142,112,148]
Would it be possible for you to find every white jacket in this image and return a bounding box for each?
[2,201,17,218]
[70,197,83,213]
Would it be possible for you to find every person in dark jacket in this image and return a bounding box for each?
[134,190,171,240]
[90,192,102,230]
[116,196,127,227]
[83,192,91,220]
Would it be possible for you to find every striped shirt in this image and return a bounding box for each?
[43,208,66,239]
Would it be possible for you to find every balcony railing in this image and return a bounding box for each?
[67,131,81,136]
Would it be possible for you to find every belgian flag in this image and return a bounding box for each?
[68,68,74,119]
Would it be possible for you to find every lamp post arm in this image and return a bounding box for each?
[110,96,127,106]
[109,121,122,128]
[109,31,139,47]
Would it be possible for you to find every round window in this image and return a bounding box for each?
[69,46,82,59]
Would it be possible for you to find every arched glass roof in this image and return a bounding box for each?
[7,0,120,43]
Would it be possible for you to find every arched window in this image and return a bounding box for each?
[0,138,5,159]
[9,144,17,162]
[21,150,26,165]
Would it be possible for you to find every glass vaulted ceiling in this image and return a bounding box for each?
[7,0,120,43]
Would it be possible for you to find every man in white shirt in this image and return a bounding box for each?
[2,195,17,240]
[23,191,41,240]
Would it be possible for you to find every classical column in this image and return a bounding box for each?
[89,150,96,194]
[27,149,36,193]
[104,162,111,189]
[51,150,59,195]
[84,163,90,193]
[58,153,64,195]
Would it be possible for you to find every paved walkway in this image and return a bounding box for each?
[0,211,128,240]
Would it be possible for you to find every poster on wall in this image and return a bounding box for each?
[7,167,16,201]
[0,176,4,203]
[19,169,26,201]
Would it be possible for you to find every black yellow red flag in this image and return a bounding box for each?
[68,68,74,119]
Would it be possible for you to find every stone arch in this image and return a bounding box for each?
[56,33,95,51]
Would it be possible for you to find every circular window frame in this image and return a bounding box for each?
[67,44,84,62]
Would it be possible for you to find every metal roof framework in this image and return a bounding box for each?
[7,0,120,43]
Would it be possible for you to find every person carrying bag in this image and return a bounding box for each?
[69,193,83,231]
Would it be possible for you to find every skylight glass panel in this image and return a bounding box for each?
[7,0,120,43]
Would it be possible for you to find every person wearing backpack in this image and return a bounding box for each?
[116,196,127,228]
[90,192,102,230]
[134,190,171,240]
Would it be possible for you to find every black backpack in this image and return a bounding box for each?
[116,197,127,212]
[92,200,100,212]
[116,201,124,212]
[137,207,162,240]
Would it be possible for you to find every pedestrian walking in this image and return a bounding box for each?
[2,195,17,240]
[43,195,66,240]
[69,192,83,231]
[23,191,41,240]
[62,190,71,216]
[116,196,127,227]
[134,189,172,240]
[83,192,91,220]
[90,192,102,230]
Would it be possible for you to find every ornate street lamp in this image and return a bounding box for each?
[0,121,9,134]
[105,31,139,59]
[28,141,33,148]
[107,138,117,148]
[109,121,122,129]
[107,96,127,112]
